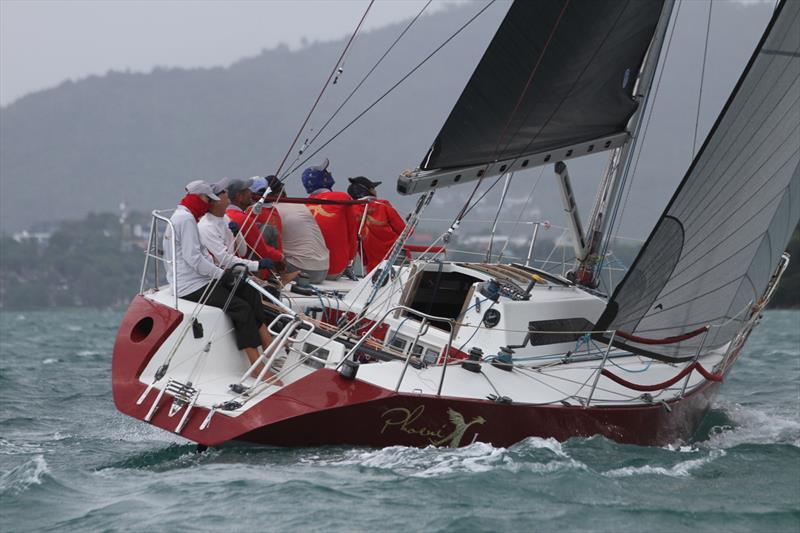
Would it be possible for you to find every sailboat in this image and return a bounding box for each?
[112,0,799,448]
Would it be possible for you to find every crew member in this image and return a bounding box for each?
[198,178,275,274]
[347,176,407,272]
[301,158,356,280]
[225,178,285,269]
[247,175,284,251]
[276,199,330,284]
[164,180,271,375]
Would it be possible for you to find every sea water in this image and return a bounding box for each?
[0,309,798,532]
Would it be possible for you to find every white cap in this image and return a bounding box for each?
[184,179,220,201]
[210,177,230,196]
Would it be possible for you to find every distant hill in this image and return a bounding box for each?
[0,0,781,242]
[0,4,508,233]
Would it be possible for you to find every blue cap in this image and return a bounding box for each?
[301,158,334,193]
[249,176,268,193]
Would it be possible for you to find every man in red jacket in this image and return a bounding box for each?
[347,176,407,273]
[301,159,356,280]
[225,178,284,273]
[247,175,284,252]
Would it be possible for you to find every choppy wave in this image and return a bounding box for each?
[0,308,798,532]
[0,438,44,456]
[699,403,800,449]
[604,449,726,478]
[0,455,50,495]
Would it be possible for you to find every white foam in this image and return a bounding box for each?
[42,358,59,365]
[66,325,83,332]
[514,436,569,457]
[0,455,50,494]
[309,439,586,478]
[0,438,44,456]
[103,417,186,444]
[663,443,698,453]
[604,449,725,478]
[76,350,101,357]
[704,403,800,449]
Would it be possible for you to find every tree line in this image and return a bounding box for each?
[0,212,797,310]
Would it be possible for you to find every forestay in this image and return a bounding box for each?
[596,0,800,359]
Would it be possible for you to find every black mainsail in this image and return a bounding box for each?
[596,0,800,359]
[398,0,666,194]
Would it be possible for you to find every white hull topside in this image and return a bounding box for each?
[132,259,735,423]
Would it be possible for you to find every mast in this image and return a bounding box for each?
[595,0,800,359]
[572,0,676,288]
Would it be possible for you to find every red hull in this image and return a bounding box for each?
[113,296,727,448]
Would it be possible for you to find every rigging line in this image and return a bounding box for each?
[496,166,546,263]
[280,0,433,181]
[489,0,573,161]
[692,0,714,158]
[496,0,624,161]
[455,173,506,221]
[673,145,799,265]
[451,0,572,226]
[273,0,375,179]
[651,6,800,235]
[675,83,800,224]
[597,6,683,281]
[485,172,514,262]
[456,301,497,353]
[648,192,793,303]
[672,16,800,212]
[609,0,684,247]
[284,0,497,180]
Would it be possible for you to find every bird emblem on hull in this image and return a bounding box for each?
[380,405,486,447]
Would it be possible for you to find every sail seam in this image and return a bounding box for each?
[600,0,793,322]
[616,276,743,329]
[678,92,800,230]
[646,210,784,305]
[672,138,800,265]
[672,6,800,212]
[675,68,800,222]
[673,180,795,282]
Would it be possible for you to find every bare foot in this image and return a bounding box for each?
[250,368,284,387]
[280,271,301,284]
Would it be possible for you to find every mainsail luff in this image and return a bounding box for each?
[596,0,800,359]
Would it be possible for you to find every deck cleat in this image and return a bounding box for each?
[220,400,243,411]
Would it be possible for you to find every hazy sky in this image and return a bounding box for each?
[0,0,464,106]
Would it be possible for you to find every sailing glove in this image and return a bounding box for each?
[258,258,275,271]
[228,221,240,236]
[220,266,246,289]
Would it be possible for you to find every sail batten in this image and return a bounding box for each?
[597,0,800,359]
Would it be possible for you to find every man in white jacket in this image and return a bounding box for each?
[164,180,272,377]
[197,178,274,274]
